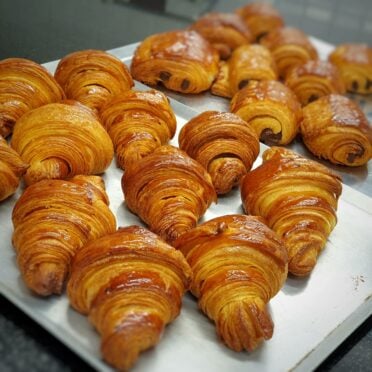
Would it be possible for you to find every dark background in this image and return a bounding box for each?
[0,0,371,371]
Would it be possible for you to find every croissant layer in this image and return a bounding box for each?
[179,111,259,194]
[173,214,288,351]
[241,147,342,276]
[12,176,116,295]
[0,58,65,138]
[100,89,176,170]
[122,145,216,242]
[0,137,28,201]
[67,226,192,370]
[11,101,114,185]
[55,49,134,112]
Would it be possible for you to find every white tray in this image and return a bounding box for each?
[1,39,372,372]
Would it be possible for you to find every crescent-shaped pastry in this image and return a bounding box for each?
[11,101,114,185]
[285,60,346,105]
[189,12,253,59]
[122,145,216,243]
[67,226,192,370]
[173,214,288,351]
[179,111,259,194]
[0,58,65,138]
[241,147,342,276]
[235,2,284,41]
[0,137,28,201]
[301,94,372,166]
[12,175,116,296]
[100,89,177,170]
[54,49,134,112]
[130,30,219,94]
[329,43,372,95]
[260,27,318,78]
[230,80,302,145]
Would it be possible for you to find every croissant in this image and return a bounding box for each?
[122,145,216,242]
[179,111,259,194]
[54,49,134,112]
[329,43,372,95]
[189,12,253,59]
[12,175,116,296]
[0,137,28,201]
[0,58,65,138]
[100,89,177,170]
[11,101,114,185]
[301,94,372,166]
[241,147,342,276]
[130,30,219,94]
[230,80,302,145]
[173,214,288,351]
[67,226,191,370]
[210,61,231,98]
[260,27,318,79]
[285,60,346,105]
[235,2,284,41]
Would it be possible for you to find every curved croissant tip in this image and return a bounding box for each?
[288,248,319,276]
[25,262,66,296]
[216,298,273,352]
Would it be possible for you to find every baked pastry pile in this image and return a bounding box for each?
[0,1,370,370]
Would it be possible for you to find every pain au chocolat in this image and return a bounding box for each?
[131,30,219,94]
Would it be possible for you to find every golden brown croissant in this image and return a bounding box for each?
[301,94,372,166]
[0,137,28,201]
[211,44,277,99]
[173,214,288,351]
[130,30,219,94]
[285,60,345,106]
[12,175,116,296]
[241,147,342,276]
[0,58,65,138]
[100,89,177,170]
[230,80,302,145]
[235,2,284,41]
[122,145,216,243]
[54,49,134,112]
[67,226,192,371]
[189,12,253,59]
[329,43,372,95]
[11,101,114,185]
[260,27,318,79]
[179,111,259,194]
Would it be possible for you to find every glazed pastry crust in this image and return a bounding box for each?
[67,226,192,370]
[329,44,372,95]
[122,145,216,243]
[0,58,65,138]
[261,27,318,78]
[286,60,346,105]
[211,61,232,98]
[55,49,134,112]
[0,137,28,201]
[241,147,342,276]
[229,44,278,95]
[173,214,287,352]
[235,2,284,41]
[301,94,372,166]
[11,101,114,185]
[230,80,302,145]
[12,175,116,296]
[100,89,176,170]
[179,111,259,194]
[190,12,253,59]
[131,30,219,94]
